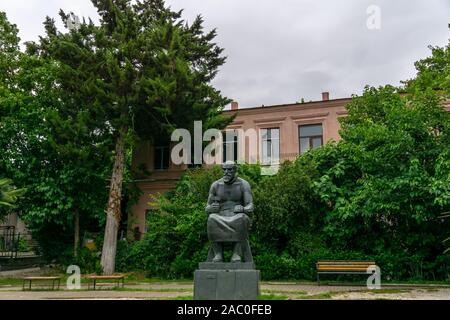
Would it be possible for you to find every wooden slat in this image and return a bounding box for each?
[317,267,370,271]
[318,271,367,274]
[317,267,373,269]
[316,260,376,272]
[317,264,374,266]
[317,264,374,267]
[23,277,61,280]
[317,266,374,268]
[317,260,375,262]
[317,261,375,264]
[317,264,375,266]
[86,275,124,279]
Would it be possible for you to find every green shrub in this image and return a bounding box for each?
[71,247,102,274]
[118,90,450,283]
[17,236,30,252]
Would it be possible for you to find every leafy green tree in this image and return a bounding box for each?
[442,212,450,254]
[0,12,22,216]
[0,11,20,88]
[116,164,262,278]
[33,0,231,274]
[115,42,450,280]
[403,41,450,96]
[0,11,110,259]
[402,41,450,256]
[307,85,450,278]
[0,178,25,210]
[252,159,320,252]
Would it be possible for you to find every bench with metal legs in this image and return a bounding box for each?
[87,275,125,290]
[22,277,61,290]
[316,260,377,285]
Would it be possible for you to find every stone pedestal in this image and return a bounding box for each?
[194,262,260,300]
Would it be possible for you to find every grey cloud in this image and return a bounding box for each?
[167,0,449,107]
[2,0,448,108]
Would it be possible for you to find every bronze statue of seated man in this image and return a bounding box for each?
[205,161,254,263]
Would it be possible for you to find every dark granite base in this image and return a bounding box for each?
[194,268,260,300]
[199,262,255,270]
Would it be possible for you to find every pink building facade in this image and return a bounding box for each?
[128,94,450,237]
[128,93,350,237]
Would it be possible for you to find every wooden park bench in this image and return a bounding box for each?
[22,276,61,290]
[86,274,125,290]
[316,260,376,285]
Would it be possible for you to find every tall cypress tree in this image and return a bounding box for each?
[33,0,231,274]
[1,10,110,259]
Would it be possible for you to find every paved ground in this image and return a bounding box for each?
[1,268,449,300]
[0,281,449,300]
[331,289,450,300]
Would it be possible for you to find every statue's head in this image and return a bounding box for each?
[222,160,237,184]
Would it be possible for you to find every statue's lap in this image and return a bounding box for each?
[207,213,249,242]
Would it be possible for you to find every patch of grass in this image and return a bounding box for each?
[0,278,24,286]
[261,289,307,295]
[297,292,333,300]
[112,287,192,293]
[366,289,411,294]
[259,294,288,300]
[18,288,63,292]
[309,278,450,286]
[263,280,313,285]
[122,273,193,283]
[150,296,193,300]
[383,279,450,285]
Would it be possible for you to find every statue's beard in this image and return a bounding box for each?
[223,174,235,184]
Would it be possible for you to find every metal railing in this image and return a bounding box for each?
[0,226,20,259]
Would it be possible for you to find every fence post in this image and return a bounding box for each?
[11,227,15,259]
[15,233,20,259]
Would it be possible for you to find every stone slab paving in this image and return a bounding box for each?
[331,288,450,300]
[0,290,191,300]
[0,281,449,300]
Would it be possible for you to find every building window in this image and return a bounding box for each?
[154,145,169,170]
[299,124,323,154]
[223,130,238,163]
[260,128,280,165]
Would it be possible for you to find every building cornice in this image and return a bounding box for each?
[223,98,351,118]
[290,112,329,120]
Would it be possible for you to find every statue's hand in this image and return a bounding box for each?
[210,203,220,213]
[234,205,244,213]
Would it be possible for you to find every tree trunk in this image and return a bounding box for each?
[101,131,126,275]
[74,208,80,257]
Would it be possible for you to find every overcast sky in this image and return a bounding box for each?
[1,0,449,108]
